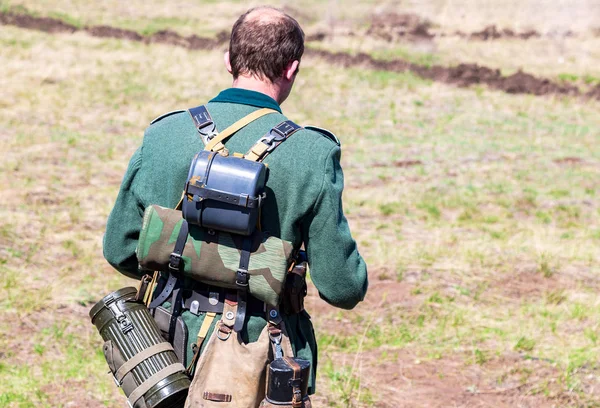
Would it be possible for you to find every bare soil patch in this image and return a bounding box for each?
[464,25,542,40]
[365,12,576,42]
[372,159,423,168]
[0,10,78,33]
[1,11,595,101]
[40,380,110,408]
[367,13,434,42]
[351,350,567,408]
[0,11,228,50]
[586,84,600,99]
[306,49,583,98]
[554,157,584,165]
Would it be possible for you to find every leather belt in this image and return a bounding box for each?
[166,285,265,316]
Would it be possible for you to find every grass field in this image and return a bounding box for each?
[1,1,600,407]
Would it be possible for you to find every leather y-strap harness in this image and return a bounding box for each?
[150,105,302,341]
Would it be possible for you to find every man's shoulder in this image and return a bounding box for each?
[302,125,340,147]
[150,109,188,125]
[144,109,196,143]
[288,125,341,152]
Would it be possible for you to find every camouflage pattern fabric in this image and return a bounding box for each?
[137,205,294,306]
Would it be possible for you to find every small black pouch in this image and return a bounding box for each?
[264,357,310,406]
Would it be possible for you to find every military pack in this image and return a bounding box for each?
[94,104,312,408]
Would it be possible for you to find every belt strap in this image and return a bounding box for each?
[205,108,278,155]
[234,237,252,332]
[115,342,174,383]
[127,363,185,406]
[169,220,189,273]
[148,273,178,309]
[283,357,303,408]
[216,293,237,341]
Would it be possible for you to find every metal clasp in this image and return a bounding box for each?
[168,252,182,272]
[258,129,286,152]
[235,269,249,287]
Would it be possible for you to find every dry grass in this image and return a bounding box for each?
[1,2,600,407]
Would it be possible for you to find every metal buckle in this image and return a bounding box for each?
[258,129,287,152]
[235,269,249,287]
[169,253,182,272]
[197,121,216,137]
[217,323,232,341]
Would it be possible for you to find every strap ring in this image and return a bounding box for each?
[217,327,231,341]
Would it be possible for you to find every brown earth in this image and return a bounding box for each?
[367,13,434,42]
[0,11,228,49]
[1,11,595,101]
[365,13,578,42]
[586,84,600,99]
[348,350,573,408]
[464,25,542,40]
[306,49,582,98]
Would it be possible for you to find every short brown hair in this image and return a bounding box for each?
[229,7,305,83]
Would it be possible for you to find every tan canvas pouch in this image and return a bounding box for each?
[185,300,293,408]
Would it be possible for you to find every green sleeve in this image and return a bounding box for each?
[103,146,145,279]
[302,145,368,309]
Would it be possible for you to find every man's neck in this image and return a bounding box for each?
[231,75,282,104]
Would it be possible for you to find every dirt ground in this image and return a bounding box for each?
[1,2,600,407]
[1,10,597,101]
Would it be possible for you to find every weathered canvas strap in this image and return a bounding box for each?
[115,342,174,383]
[205,108,278,155]
[217,293,238,340]
[128,362,185,407]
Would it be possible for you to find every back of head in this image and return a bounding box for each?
[229,7,305,83]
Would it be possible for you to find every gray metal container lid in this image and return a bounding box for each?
[89,287,138,321]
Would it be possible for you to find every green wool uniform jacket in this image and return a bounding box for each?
[103,88,368,393]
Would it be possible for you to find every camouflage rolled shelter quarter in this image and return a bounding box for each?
[137,205,295,306]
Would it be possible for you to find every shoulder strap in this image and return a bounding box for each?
[244,120,302,162]
[188,105,217,145]
[204,108,278,156]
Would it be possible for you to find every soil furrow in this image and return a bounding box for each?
[366,13,578,42]
[1,11,598,101]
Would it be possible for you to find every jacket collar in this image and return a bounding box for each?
[209,88,282,113]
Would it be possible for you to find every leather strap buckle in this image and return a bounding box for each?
[258,132,285,152]
[169,252,182,272]
[235,269,249,287]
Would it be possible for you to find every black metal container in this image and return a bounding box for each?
[182,150,267,236]
[264,358,310,404]
[90,287,190,408]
